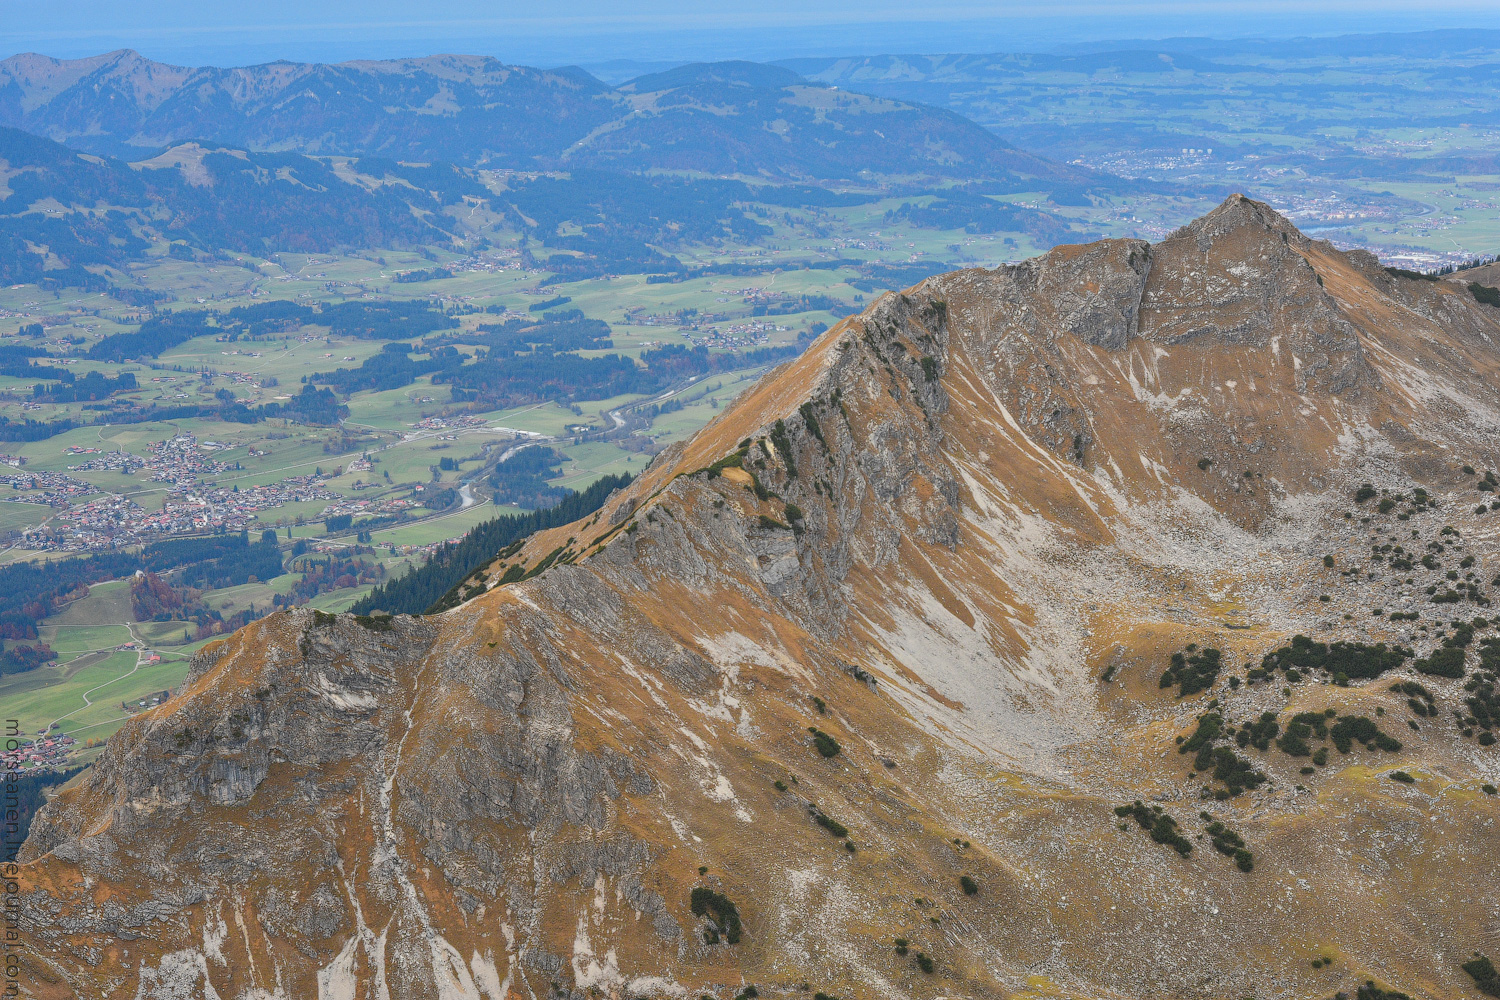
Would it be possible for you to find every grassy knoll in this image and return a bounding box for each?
[49,579,135,626]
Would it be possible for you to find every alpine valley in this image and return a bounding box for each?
[15,195,1500,1000]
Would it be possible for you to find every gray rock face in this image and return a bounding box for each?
[1018,237,1153,350]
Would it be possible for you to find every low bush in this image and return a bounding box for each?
[1115,801,1192,856]
[1260,635,1407,680]
[1205,746,1267,795]
[813,811,850,838]
[689,887,743,945]
[808,727,841,757]
[1235,711,1281,751]
[1330,715,1402,753]
[1179,712,1223,757]
[1415,645,1466,678]
[1463,955,1500,998]
[1202,817,1254,872]
[1161,645,1222,696]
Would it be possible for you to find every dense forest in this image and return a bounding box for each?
[0,126,456,296]
[885,188,1088,242]
[310,343,468,394]
[438,335,809,408]
[88,299,455,363]
[0,532,296,668]
[488,446,572,508]
[350,473,631,616]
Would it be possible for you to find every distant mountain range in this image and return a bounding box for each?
[0,51,1145,298]
[0,50,1093,188]
[0,121,1096,299]
[0,126,461,294]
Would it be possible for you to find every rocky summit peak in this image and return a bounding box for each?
[15,203,1500,1000]
[1170,191,1306,247]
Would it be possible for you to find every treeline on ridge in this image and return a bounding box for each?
[351,473,631,616]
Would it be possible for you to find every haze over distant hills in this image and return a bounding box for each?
[0,50,1086,187]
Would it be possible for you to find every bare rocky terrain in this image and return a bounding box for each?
[14,195,1500,1000]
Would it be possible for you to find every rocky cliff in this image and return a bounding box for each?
[14,196,1500,1000]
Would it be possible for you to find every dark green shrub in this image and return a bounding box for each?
[1260,635,1407,680]
[352,614,394,632]
[703,447,748,478]
[893,937,909,956]
[959,875,979,896]
[1471,282,1500,308]
[769,420,797,478]
[814,812,849,838]
[690,887,743,944]
[1206,746,1267,794]
[1238,711,1282,751]
[1115,801,1192,855]
[798,402,827,449]
[1462,954,1500,998]
[1277,731,1311,756]
[809,728,841,757]
[1330,716,1401,754]
[1415,645,1466,677]
[1202,819,1255,871]
[1161,646,1223,696]
[1179,713,1223,756]
[1389,770,1416,783]
[1355,484,1378,503]
[916,953,935,974]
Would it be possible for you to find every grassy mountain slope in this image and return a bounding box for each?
[18,197,1500,999]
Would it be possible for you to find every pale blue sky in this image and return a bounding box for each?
[5,0,1500,66]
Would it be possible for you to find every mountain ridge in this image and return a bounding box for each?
[14,195,1500,1000]
[0,49,1094,185]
